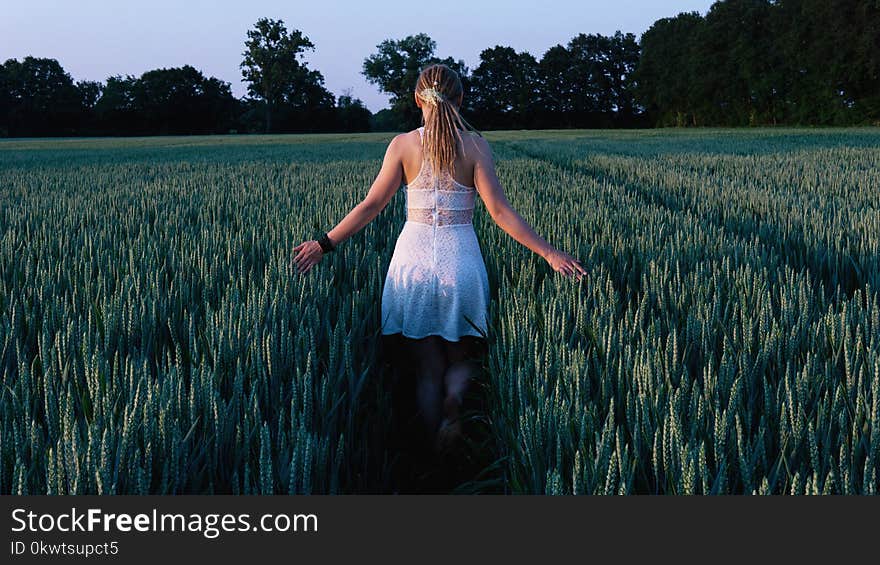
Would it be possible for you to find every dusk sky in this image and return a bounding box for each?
[2,0,715,112]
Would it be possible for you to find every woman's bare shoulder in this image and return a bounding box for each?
[387,129,421,154]
[463,132,492,162]
[392,129,423,149]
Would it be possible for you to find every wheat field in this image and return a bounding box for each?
[1,128,879,494]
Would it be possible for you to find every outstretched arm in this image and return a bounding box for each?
[473,137,587,280]
[294,135,405,274]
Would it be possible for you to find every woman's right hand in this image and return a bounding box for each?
[293,240,325,275]
[544,248,587,280]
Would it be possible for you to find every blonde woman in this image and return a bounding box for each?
[294,63,586,454]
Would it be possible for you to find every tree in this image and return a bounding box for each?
[241,18,326,132]
[0,62,12,136]
[828,0,880,124]
[369,108,399,132]
[567,33,608,121]
[362,33,469,130]
[89,67,240,136]
[93,74,141,133]
[537,45,575,127]
[76,80,102,110]
[566,32,641,127]
[135,66,238,134]
[633,0,880,127]
[0,57,82,135]
[690,0,778,126]
[470,46,539,129]
[776,0,880,125]
[335,89,371,132]
[725,0,784,125]
[635,12,704,126]
[605,32,642,124]
[74,80,103,135]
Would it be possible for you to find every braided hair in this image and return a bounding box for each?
[415,63,482,176]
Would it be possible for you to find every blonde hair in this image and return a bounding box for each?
[415,63,481,176]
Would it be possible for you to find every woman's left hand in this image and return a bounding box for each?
[545,248,587,281]
[293,240,324,274]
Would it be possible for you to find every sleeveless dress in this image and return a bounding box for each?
[380,126,490,342]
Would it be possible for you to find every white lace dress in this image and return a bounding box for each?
[380,127,490,342]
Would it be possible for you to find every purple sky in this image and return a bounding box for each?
[2,0,715,112]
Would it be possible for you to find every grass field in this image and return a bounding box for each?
[2,128,879,494]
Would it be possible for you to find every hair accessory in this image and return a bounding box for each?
[418,87,444,107]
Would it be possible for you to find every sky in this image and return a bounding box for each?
[1,0,715,113]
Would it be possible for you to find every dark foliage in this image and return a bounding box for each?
[635,0,880,126]
[362,33,470,130]
[3,2,879,137]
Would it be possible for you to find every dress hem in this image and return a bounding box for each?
[380,329,486,343]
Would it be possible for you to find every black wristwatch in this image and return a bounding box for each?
[317,232,335,253]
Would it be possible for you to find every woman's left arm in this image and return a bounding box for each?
[472,137,587,280]
[294,135,405,274]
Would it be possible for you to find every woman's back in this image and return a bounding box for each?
[401,127,481,189]
[401,126,481,227]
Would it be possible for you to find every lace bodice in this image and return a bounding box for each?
[404,127,476,227]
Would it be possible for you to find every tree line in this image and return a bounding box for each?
[2,1,878,137]
[0,18,372,137]
[363,31,642,131]
[637,0,880,126]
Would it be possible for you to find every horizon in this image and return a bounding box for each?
[1,0,715,113]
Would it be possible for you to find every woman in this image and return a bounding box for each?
[293,63,586,455]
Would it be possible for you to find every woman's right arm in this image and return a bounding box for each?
[472,137,587,279]
[293,134,404,274]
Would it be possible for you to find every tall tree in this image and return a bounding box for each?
[74,80,103,135]
[690,0,778,126]
[774,0,832,124]
[0,62,12,136]
[567,31,641,127]
[470,46,538,129]
[0,57,82,135]
[241,18,319,132]
[537,45,575,127]
[362,33,469,130]
[634,0,879,127]
[844,0,880,123]
[776,0,880,125]
[635,12,704,126]
[76,80,102,110]
[606,31,642,123]
[567,33,609,120]
[93,75,141,133]
[271,64,336,132]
